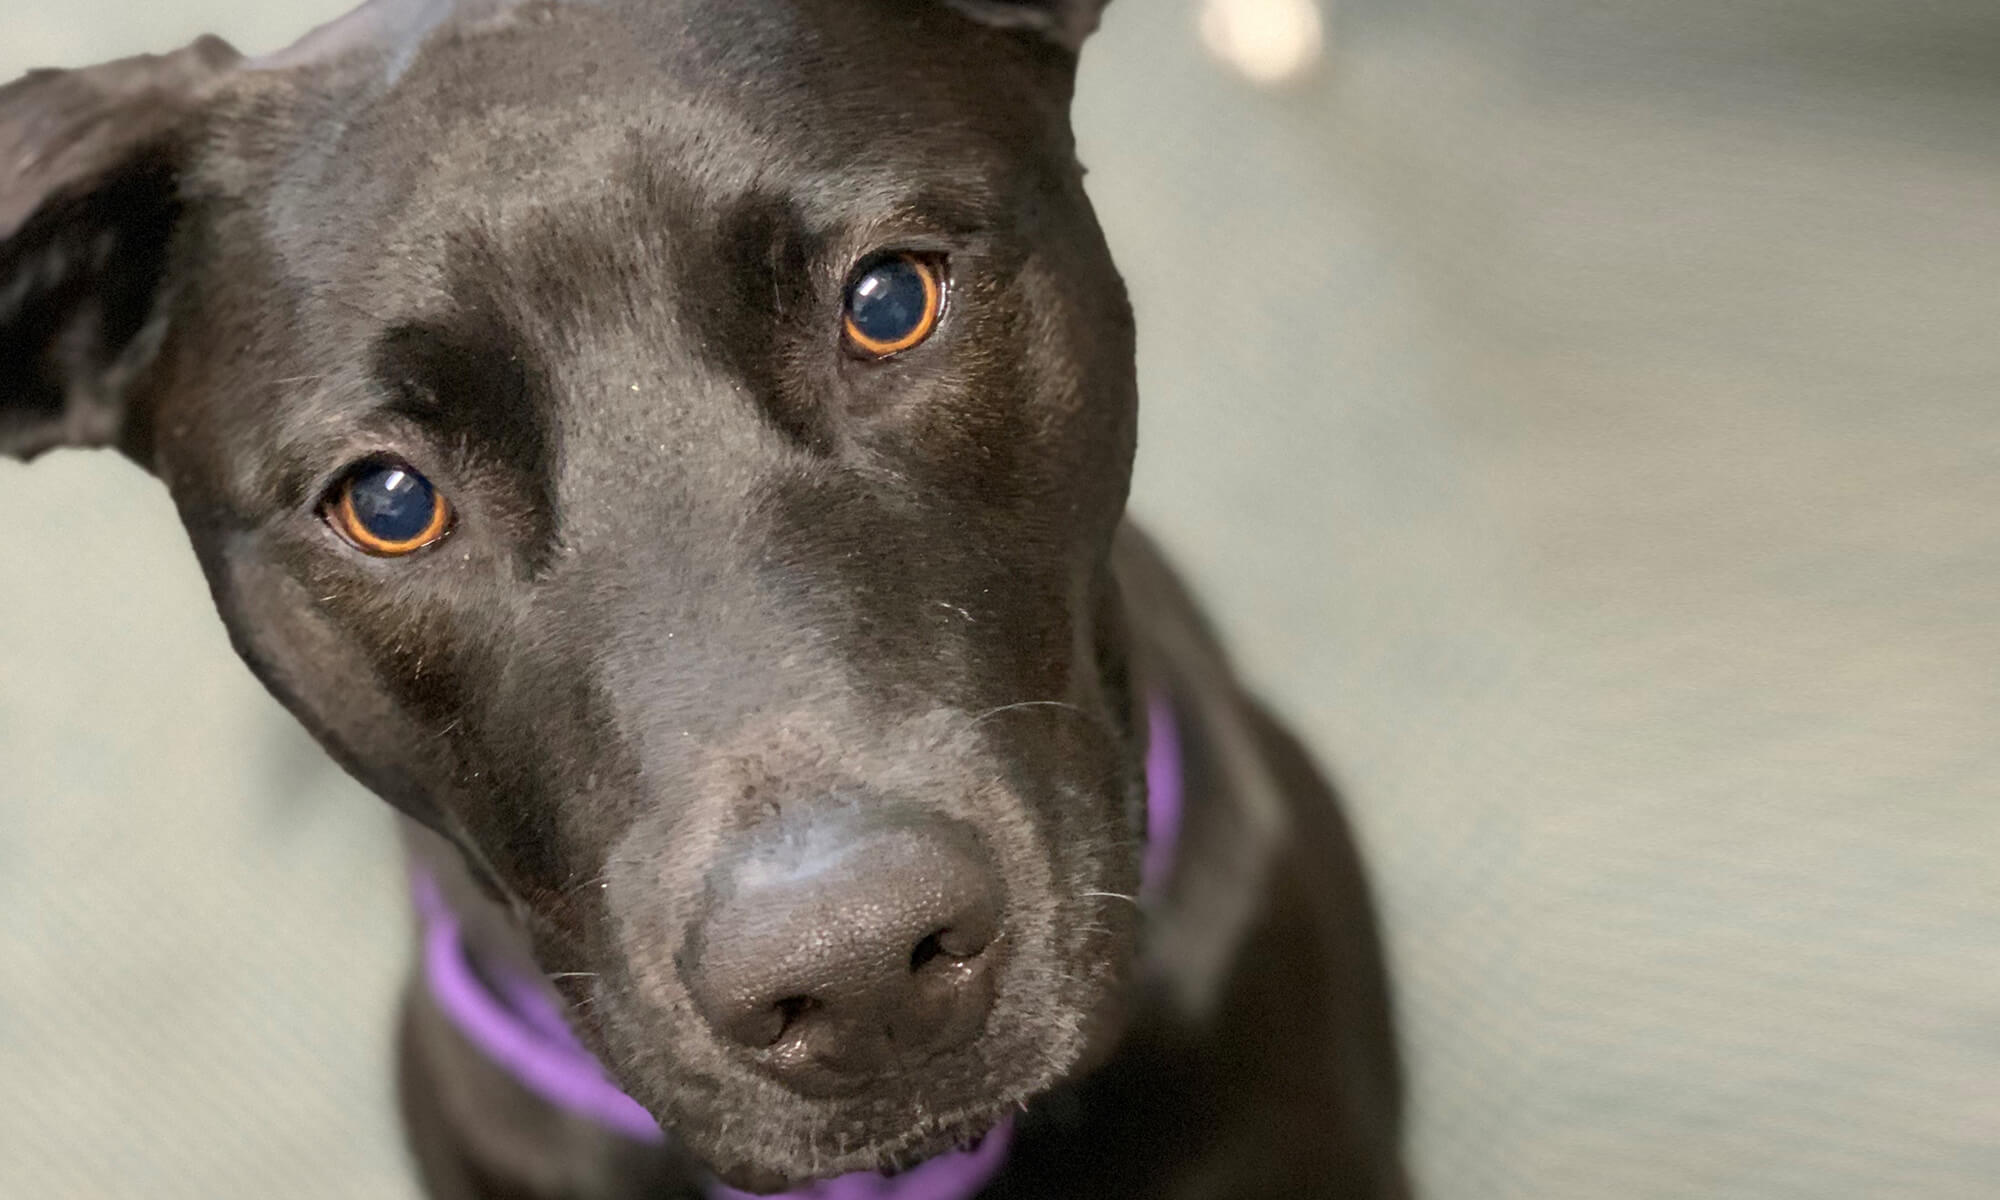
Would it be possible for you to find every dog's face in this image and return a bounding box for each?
[1,0,1142,1188]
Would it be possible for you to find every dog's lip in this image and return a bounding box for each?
[706,1116,1011,1193]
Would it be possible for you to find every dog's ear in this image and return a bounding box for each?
[942,0,1111,52]
[0,35,240,462]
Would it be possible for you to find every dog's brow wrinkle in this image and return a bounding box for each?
[327,295,375,322]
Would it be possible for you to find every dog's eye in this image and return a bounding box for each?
[842,254,944,359]
[325,462,453,556]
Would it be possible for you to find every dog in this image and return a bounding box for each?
[0,1,1407,1195]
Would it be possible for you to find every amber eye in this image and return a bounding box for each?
[842,254,945,358]
[325,462,452,556]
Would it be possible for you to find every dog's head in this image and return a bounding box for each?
[2,0,1142,1188]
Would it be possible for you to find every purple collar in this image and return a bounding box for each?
[415,693,1184,1199]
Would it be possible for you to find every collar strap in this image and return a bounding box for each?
[1140,690,1184,899]
[412,872,665,1142]
[416,693,1184,1198]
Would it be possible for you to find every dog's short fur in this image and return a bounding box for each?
[0,1,1406,1195]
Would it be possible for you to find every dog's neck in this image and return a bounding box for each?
[412,693,1185,1199]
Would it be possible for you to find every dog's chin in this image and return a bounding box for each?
[697,975,1135,1191]
[707,1111,1013,1194]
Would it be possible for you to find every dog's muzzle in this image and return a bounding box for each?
[411,695,1184,1198]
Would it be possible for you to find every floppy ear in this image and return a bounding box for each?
[0,35,239,462]
[942,0,1111,52]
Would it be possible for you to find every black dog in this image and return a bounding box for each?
[0,1,1406,1195]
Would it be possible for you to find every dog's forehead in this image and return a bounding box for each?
[246,0,1060,315]
[257,0,1059,148]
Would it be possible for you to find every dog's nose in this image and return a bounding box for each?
[684,813,1004,1096]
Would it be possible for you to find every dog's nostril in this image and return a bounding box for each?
[916,924,994,970]
[728,1004,787,1050]
[686,813,1005,1095]
[729,994,820,1049]
[775,994,817,1033]
[910,931,947,973]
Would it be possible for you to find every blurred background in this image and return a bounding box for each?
[3,0,1997,1196]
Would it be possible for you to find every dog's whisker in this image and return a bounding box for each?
[967,699,1091,727]
[934,599,978,623]
[1080,890,1140,907]
[561,853,653,895]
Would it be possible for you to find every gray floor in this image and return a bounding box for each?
[3,2,1996,1197]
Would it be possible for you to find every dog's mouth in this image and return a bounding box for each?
[705,1119,1015,1197]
